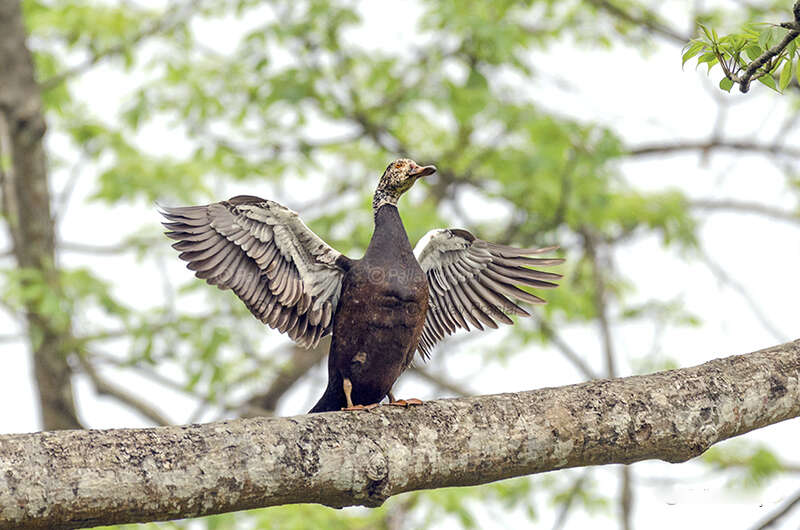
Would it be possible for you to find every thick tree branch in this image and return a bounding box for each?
[2,339,799,529]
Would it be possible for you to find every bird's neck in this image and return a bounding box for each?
[372,186,398,212]
[366,204,412,258]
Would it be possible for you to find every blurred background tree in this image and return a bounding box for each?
[1,0,799,528]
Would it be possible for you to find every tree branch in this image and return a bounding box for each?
[752,487,800,529]
[77,356,172,427]
[585,0,690,45]
[698,248,789,343]
[408,365,471,397]
[619,466,633,530]
[2,339,799,529]
[582,229,618,377]
[551,470,591,530]
[736,1,800,93]
[237,338,329,417]
[538,317,600,381]
[689,199,800,226]
[628,140,800,159]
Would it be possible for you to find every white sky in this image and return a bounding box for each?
[1,1,799,528]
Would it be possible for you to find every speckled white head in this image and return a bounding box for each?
[373,158,437,212]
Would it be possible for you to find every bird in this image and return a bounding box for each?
[160,159,564,413]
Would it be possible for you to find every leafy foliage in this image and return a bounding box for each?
[703,442,789,490]
[683,13,800,92]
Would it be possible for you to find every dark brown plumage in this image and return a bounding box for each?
[309,200,430,412]
[160,159,564,413]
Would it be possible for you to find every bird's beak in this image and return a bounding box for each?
[408,164,437,179]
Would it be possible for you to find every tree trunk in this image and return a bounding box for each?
[1,339,798,529]
[0,0,81,430]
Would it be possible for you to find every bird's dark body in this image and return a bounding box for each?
[162,158,563,416]
[309,205,429,412]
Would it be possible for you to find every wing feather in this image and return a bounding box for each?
[161,197,349,348]
[414,228,563,358]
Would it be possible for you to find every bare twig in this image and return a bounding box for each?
[54,153,87,226]
[59,238,161,255]
[77,355,172,426]
[408,366,471,397]
[91,352,208,402]
[582,230,617,377]
[237,338,330,417]
[628,140,800,159]
[0,334,23,343]
[552,470,591,530]
[751,488,800,529]
[585,0,690,45]
[582,228,636,528]
[537,317,600,381]
[699,249,789,343]
[689,199,800,226]
[620,466,633,530]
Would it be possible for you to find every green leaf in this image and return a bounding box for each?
[745,45,763,61]
[697,51,717,64]
[699,24,713,42]
[758,27,780,50]
[757,29,770,50]
[757,73,778,91]
[719,77,734,92]
[797,56,800,86]
[779,59,793,92]
[682,41,705,67]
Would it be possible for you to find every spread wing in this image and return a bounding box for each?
[414,228,564,359]
[160,195,350,348]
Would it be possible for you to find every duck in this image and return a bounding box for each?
[160,159,564,413]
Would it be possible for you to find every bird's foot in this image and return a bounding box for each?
[341,403,380,411]
[384,398,423,407]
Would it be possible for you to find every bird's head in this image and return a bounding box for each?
[373,158,437,211]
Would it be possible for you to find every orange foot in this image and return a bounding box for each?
[341,403,380,411]
[385,398,424,407]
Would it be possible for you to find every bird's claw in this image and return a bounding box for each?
[385,398,423,407]
[341,403,380,411]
